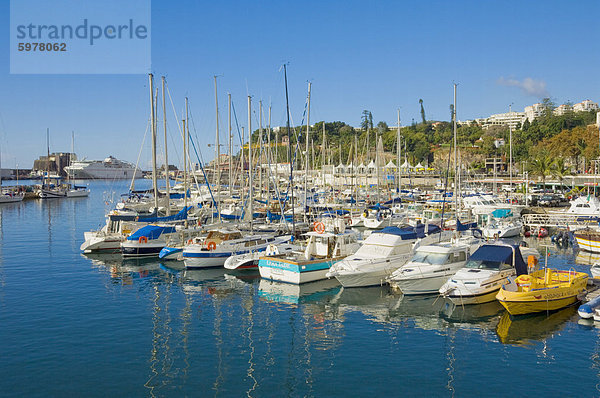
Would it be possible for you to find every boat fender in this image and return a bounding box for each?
[376,211,382,222]
[528,255,538,273]
[207,241,217,251]
[138,236,148,244]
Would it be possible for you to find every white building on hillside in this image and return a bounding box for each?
[573,100,598,113]
[553,103,573,116]
[524,103,545,122]
[481,112,526,130]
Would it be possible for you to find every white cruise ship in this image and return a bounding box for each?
[64,156,142,179]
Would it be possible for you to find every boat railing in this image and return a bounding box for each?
[522,213,599,229]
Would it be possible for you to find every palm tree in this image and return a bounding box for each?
[550,157,570,190]
[529,151,553,188]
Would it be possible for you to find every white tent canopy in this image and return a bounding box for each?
[400,160,412,169]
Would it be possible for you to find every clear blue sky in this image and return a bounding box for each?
[1,0,599,169]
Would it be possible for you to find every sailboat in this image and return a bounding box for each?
[0,141,24,203]
[39,128,67,199]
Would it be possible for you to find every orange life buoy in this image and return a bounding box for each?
[138,236,148,244]
[187,238,194,245]
[314,222,325,234]
[207,241,217,251]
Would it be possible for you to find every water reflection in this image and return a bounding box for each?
[496,306,577,345]
[258,279,341,305]
[79,250,593,396]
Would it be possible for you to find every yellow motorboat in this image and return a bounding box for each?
[496,268,588,316]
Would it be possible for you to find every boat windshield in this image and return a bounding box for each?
[411,251,449,265]
[464,259,511,270]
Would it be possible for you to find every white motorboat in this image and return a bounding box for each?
[258,229,360,284]
[482,217,522,239]
[326,224,451,288]
[387,233,483,295]
[224,237,298,270]
[183,229,282,269]
[438,242,540,305]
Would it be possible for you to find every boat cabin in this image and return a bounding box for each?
[304,231,358,259]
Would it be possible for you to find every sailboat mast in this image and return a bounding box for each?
[214,76,221,222]
[304,82,311,223]
[397,109,401,195]
[183,117,188,226]
[162,76,170,215]
[259,100,263,199]
[322,122,326,188]
[228,93,233,196]
[149,74,159,210]
[284,64,295,235]
[453,83,458,213]
[46,127,50,185]
[267,104,272,201]
[376,134,380,203]
[248,96,253,231]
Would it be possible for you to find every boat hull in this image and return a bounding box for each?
[121,241,165,257]
[391,274,451,295]
[158,247,182,260]
[498,296,579,316]
[258,257,336,284]
[183,252,230,268]
[332,269,390,288]
[81,233,123,252]
[39,189,66,198]
[575,233,600,253]
[445,288,500,305]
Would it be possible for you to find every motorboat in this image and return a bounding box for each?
[224,237,298,270]
[388,233,484,295]
[497,268,588,315]
[258,229,360,284]
[439,242,540,305]
[182,229,283,269]
[482,218,522,239]
[326,224,450,288]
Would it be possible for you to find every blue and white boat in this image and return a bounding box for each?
[121,225,178,257]
[182,228,283,269]
[258,230,361,284]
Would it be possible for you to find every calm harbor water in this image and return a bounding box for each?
[2,179,600,397]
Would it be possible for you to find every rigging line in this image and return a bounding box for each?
[183,100,207,193]
[165,82,184,159]
[130,117,151,192]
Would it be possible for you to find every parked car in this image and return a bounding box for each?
[538,194,560,207]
